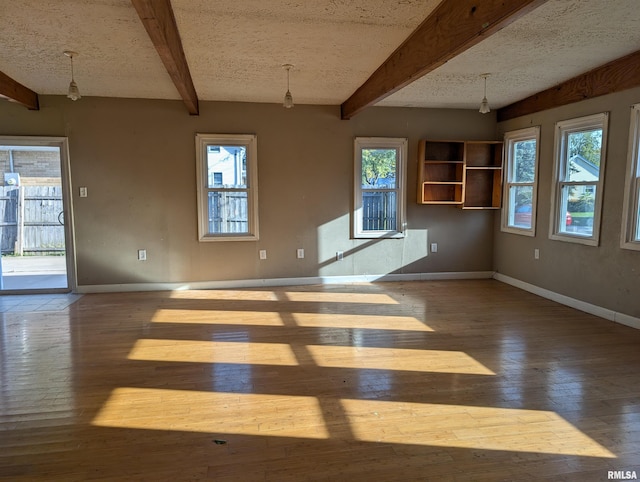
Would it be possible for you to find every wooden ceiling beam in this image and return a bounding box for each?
[0,70,39,110]
[340,0,548,120]
[131,0,199,115]
[498,50,640,122]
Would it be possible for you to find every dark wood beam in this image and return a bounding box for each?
[131,0,199,115]
[340,0,549,120]
[498,50,640,122]
[0,70,39,110]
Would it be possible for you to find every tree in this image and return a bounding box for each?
[362,149,396,187]
[514,139,536,183]
[513,139,536,207]
[568,129,602,166]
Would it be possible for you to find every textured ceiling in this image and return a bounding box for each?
[379,0,640,109]
[1,0,640,111]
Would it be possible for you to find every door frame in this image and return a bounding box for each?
[0,135,77,293]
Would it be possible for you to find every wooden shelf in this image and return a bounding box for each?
[465,141,503,167]
[417,139,503,208]
[420,183,463,204]
[423,141,464,162]
[422,161,464,182]
[463,169,502,209]
[462,141,503,210]
[417,141,465,204]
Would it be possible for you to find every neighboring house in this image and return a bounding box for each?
[568,154,599,182]
[207,145,246,187]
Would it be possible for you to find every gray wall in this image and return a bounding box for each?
[0,96,498,287]
[496,86,640,319]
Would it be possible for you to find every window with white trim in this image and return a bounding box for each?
[501,126,540,236]
[353,137,407,238]
[196,134,258,241]
[621,103,640,250]
[550,113,608,246]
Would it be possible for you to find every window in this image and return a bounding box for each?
[353,137,407,238]
[196,134,258,241]
[550,113,608,246]
[621,104,640,250]
[501,126,540,236]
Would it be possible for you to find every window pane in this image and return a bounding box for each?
[509,185,533,229]
[208,191,248,234]
[207,145,247,188]
[566,130,602,182]
[635,184,640,241]
[512,139,536,182]
[362,191,396,231]
[560,184,596,236]
[361,149,397,189]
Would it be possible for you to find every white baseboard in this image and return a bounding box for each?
[75,270,495,294]
[494,273,640,330]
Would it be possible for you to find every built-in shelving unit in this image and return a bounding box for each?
[417,141,465,205]
[462,141,503,209]
[417,139,503,209]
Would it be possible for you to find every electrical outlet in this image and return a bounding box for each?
[336,251,344,261]
[534,248,540,260]
[431,243,438,253]
[259,249,267,260]
[297,248,305,259]
[79,186,87,197]
[138,249,147,261]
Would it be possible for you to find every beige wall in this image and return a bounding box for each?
[0,96,498,287]
[496,86,640,319]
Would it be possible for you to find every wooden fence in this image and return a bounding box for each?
[0,186,65,256]
[363,191,397,231]
[209,192,248,234]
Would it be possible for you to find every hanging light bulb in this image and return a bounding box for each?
[282,64,294,108]
[64,51,81,101]
[479,73,490,114]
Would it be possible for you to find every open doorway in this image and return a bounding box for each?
[0,137,75,293]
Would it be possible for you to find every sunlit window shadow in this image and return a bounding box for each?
[89,284,621,462]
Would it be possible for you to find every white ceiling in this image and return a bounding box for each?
[1,0,640,111]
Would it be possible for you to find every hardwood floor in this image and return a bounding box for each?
[1,280,639,481]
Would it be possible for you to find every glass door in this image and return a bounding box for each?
[0,137,75,293]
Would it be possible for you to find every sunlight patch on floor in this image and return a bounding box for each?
[306,345,495,375]
[151,309,285,325]
[340,399,617,458]
[168,290,279,301]
[128,339,299,365]
[150,309,432,331]
[291,313,433,331]
[128,340,491,375]
[166,290,399,305]
[282,291,399,304]
[91,387,615,458]
[91,388,329,438]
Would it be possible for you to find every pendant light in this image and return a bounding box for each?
[64,50,81,101]
[282,64,294,108]
[479,73,490,114]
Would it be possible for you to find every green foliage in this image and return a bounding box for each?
[568,129,602,166]
[512,139,536,207]
[362,149,396,186]
[568,190,595,213]
[514,139,536,184]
